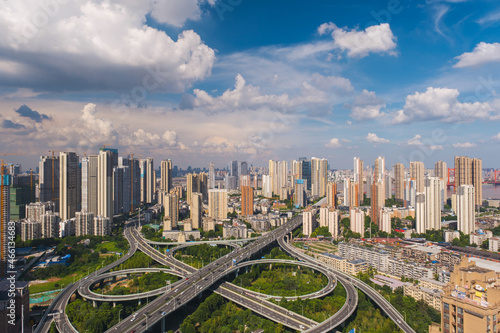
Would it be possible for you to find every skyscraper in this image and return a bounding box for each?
[41,211,60,238]
[454,156,482,208]
[208,189,228,220]
[394,163,405,202]
[354,157,364,203]
[59,152,80,220]
[350,208,364,235]
[410,161,425,193]
[81,155,98,215]
[326,182,337,208]
[425,177,442,231]
[209,162,215,189]
[299,158,312,191]
[311,157,328,197]
[262,175,272,198]
[328,210,339,239]
[161,159,173,193]
[374,156,385,182]
[349,181,359,208]
[0,173,10,277]
[98,149,115,223]
[230,160,239,189]
[457,185,475,235]
[191,192,202,229]
[415,192,425,234]
[75,211,94,236]
[371,180,384,226]
[303,211,316,236]
[241,186,254,216]
[163,192,179,229]
[140,158,154,204]
[293,179,306,207]
[39,155,60,211]
[119,156,140,212]
[435,161,447,182]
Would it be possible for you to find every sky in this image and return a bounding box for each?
[1,0,500,170]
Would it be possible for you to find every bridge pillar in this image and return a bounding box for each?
[92,300,97,307]
[113,302,116,308]
[112,276,116,283]
[161,317,165,333]
[138,299,141,306]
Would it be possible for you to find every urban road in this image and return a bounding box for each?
[36,212,416,333]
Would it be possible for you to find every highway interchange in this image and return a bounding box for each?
[35,212,416,333]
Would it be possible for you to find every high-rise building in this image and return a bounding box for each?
[354,157,364,203]
[349,181,359,208]
[385,174,392,200]
[319,207,329,227]
[9,174,36,220]
[191,192,202,229]
[59,152,80,221]
[94,216,110,236]
[113,166,130,214]
[21,220,41,241]
[371,180,384,226]
[164,192,179,229]
[241,186,254,216]
[292,160,303,183]
[230,160,239,189]
[299,158,312,191]
[415,193,426,234]
[39,155,60,211]
[425,177,442,231]
[343,178,350,206]
[311,157,328,197]
[326,182,337,208]
[41,211,60,238]
[59,219,75,237]
[303,211,316,236]
[374,156,385,182]
[350,208,364,235]
[75,211,94,236]
[435,161,447,182]
[457,185,475,235]
[262,175,272,198]
[379,208,392,234]
[405,178,417,208]
[269,160,288,196]
[240,161,248,177]
[293,179,306,207]
[410,161,425,193]
[98,149,114,224]
[328,210,339,239]
[394,163,405,202]
[160,159,173,193]
[119,156,140,212]
[81,155,98,215]
[208,189,228,220]
[454,156,482,208]
[26,202,54,222]
[140,158,154,204]
[209,162,215,189]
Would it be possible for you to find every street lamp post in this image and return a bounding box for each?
[301,304,304,317]
[143,313,148,330]
[118,309,122,323]
[402,310,407,322]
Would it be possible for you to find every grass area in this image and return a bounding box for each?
[96,241,126,253]
[174,244,233,269]
[96,271,179,295]
[233,263,328,297]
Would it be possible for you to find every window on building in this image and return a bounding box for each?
[444,323,449,329]
[457,307,463,314]
[444,303,449,310]
[444,313,449,320]
[457,317,463,325]
[457,328,463,333]
[494,314,497,322]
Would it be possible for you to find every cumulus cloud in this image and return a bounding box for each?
[392,87,493,124]
[348,90,386,121]
[15,105,50,122]
[452,142,476,148]
[150,0,215,27]
[366,133,389,144]
[180,74,336,114]
[318,23,397,58]
[325,138,342,148]
[454,42,500,68]
[405,134,443,150]
[0,1,215,93]
[492,133,500,141]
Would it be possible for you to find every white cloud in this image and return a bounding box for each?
[325,138,342,148]
[452,142,477,148]
[392,87,493,124]
[318,22,397,58]
[477,11,500,25]
[454,42,500,68]
[348,89,386,121]
[366,133,389,144]
[0,1,215,93]
[492,133,500,141]
[150,0,214,27]
[405,134,442,150]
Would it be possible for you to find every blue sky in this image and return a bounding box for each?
[1,0,500,170]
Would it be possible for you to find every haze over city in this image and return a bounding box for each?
[1,0,500,169]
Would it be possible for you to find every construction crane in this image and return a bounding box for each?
[101,144,113,150]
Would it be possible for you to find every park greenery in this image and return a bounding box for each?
[231,263,328,297]
[142,225,164,242]
[96,271,179,295]
[200,224,224,239]
[67,298,145,332]
[24,235,129,294]
[174,244,232,268]
[310,226,331,238]
[111,251,165,271]
[179,293,292,333]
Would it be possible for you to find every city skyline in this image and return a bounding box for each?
[1,1,500,169]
